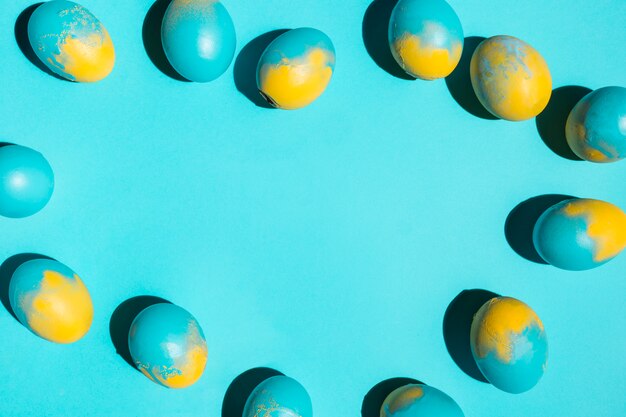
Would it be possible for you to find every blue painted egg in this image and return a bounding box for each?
[470,296,547,394]
[257,27,335,110]
[0,145,54,218]
[381,384,464,417]
[9,258,93,343]
[161,0,236,82]
[28,0,115,82]
[533,198,626,270]
[566,86,626,163]
[388,0,464,80]
[243,375,312,417]
[129,303,208,388]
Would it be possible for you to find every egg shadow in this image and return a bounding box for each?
[233,29,289,108]
[505,194,576,264]
[109,295,171,369]
[222,367,284,417]
[362,377,425,417]
[0,253,53,321]
[535,86,590,160]
[445,36,498,120]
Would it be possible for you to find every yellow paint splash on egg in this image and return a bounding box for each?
[52,31,115,82]
[383,385,424,414]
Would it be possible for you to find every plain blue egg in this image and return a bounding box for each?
[161,0,236,82]
[381,384,464,417]
[0,145,54,218]
[243,375,312,417]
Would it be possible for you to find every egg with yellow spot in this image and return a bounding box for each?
[381,383,464,417]
[128,303,207,388]
[243,375,312,417]
[389,0,464,80]
[9,258,93,343]
[256,27,335,110]
[27,0,115,82]
[470,35,551,121]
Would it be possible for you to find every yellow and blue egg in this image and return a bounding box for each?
[470,35,551,121]
[257,27,335,110]
[381,383,464,417]
[389,0,464,80]
[243,375,312,417]
[27,0,115,82]
[128,303,208,389]
[9,259,93,344]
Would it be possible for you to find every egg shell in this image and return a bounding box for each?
[9,259,93,344]
[256,27,335,110]
[470,35,551,121]
[388,0,464,80]
[0,145,54,218]
[27,0,115,82]
[533,198,626,270]
[470,296,547,394]
[128,303,208,389]
[565,86,626,163]
[161,0,236,82]
[381,384,464,417]
[243,375,312,417]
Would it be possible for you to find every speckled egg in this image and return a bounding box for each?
[129,303,207,388]
[389,0,463,80]
[533,198,626,270]
[243,375,312,417]
[0,145,54,218]
[470,296,547,394]
[565,86,626,163]
[257,27,335,110]
[470,35,551,121]
[381,384,464,417]
[28,0,115,82]
[161,0,236,82]
[9,259,93,343]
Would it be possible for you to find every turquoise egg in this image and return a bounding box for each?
[256,28,336,110]
[389,0,464,80]
[243,375,312,417]
[470,296,548,394]
[381,384,464,417]
[161,0,236,82]
[565,86,626,163]
[533,198,626,270]
[0,145,54,218]
[128,303,208,388]
[28,0,115,82]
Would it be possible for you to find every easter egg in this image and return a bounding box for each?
[257,27,335,110]
[470,36,551,121]
[9,259,93,343]
[161,0,236,82]
[129,303,208,388]
[565,86,626,163]
[388,0,464,80]
[533,198,626,270]
[470,296,547,394]
[28,0,115,82]
[381,384,464,417]
[243,375,312,417]
[0,145,54,218]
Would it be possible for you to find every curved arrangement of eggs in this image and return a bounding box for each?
[243,375,313,417]
[381,383,464,417]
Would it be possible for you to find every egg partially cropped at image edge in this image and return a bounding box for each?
[9,258,93,343]
[243,375,312,417]
[27,0,115,82]
[381,383,464,417]
[129,303,208,388]
[257,27,335,110]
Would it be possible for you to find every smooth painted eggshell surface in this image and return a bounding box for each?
[0,145,54,218]
[128,303,208,388]
[565,86,626,163]
[243,375,312,417]
[28,0,115,82]
[388,0,463,80]
[257,27,335,110]
[381,384,464,417]
[9,259,93,343]
[161,0,236,82]
[470,296,547,394]
[533,198,626,270]
[470,35,551,121]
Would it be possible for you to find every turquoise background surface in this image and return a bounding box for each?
[0,0,624,416]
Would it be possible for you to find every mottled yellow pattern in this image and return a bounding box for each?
[381,385,424,416]
[52,31,115,82]
[251,396,301,417]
